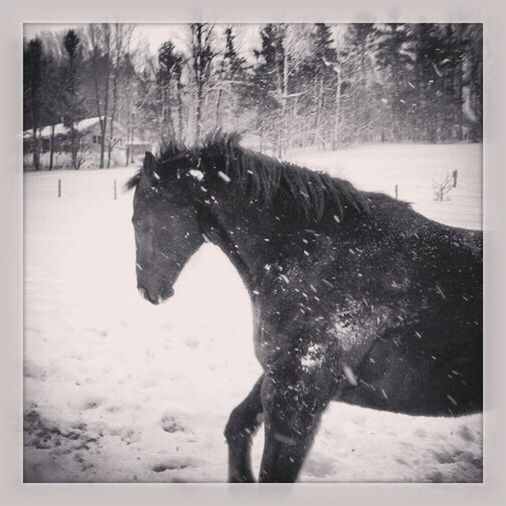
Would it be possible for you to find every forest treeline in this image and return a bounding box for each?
[24,23,482,168]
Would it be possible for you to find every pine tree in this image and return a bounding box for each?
[311,24,336,148]
[62,29,84,168]
[24,38,44,170]
[251,24,285,151]
[339,23,381,143]
[413,24,447,142]
[374,23,417,142]
[214,27,248,130]
[136,65,159,135]
[157,41,184,138]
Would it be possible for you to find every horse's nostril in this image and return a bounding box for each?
[162,286,175,299]
[138,286,147,298]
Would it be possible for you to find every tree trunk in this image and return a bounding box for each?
[176,82,184,140]
[107,119,114,168]
[195,80,203,142]
[333,67,342,150]
[70,125,77,169]
[101,85,109,169]
[31,127,39,170]
[90,25,111,169]
[194,25,203,143]
[164,79,175,137]
[69,62,77,169]
[99,116,107,169]
[215,87,223,129]
[49,125,55,170]
[107,52,117,168]
[108,83,118,168]
[316,73,325,149]
[130,114,135,163]
[278,50,289,157]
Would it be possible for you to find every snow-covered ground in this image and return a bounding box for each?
[24,143,482,483]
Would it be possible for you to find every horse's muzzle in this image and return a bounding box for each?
[138,285,174,304]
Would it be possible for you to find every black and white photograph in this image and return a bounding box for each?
[22,21,483,483]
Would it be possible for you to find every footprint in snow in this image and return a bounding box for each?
[395,456,412,467]
[184,338,200,350]
[457,425,476,443]
[24,360,50,380]
[106,405,123,414]
[108,427,141,444]
[24,410,99,453]
[74,453,94,471]
[303,456,335,478]
[152,459,191,473]
[161,414,187,433]
[431,449,455,464]
[425,471,444,482]
[81,399,103,410]
[458,450,482,468]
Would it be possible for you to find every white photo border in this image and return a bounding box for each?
[1,0,505,504]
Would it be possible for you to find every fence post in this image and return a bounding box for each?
[452,169,458,188]
[394,184,398,199]
[58,178,61,198]
[113,179,117,200]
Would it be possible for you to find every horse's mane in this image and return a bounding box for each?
[126,132,369,222]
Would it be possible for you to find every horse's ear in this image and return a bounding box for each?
[142,151,156,180]
[140,151,160,188]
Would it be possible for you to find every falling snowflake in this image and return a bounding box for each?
[217,171,231,183]
[343,364,358,386]
[189,169,204,181]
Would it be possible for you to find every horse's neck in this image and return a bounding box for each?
[197,199,278,293]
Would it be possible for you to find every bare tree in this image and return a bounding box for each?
[324,50,352,149]
[270,24,314,156]
[88,24,112,168]
[189,24,216,142]
[432,173,454,202]
[107,24,135,167]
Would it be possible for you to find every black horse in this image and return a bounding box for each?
[127,133,482,483]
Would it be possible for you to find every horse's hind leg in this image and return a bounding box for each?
[224,374,264,482]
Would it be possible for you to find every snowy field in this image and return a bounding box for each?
[24,143,483,483]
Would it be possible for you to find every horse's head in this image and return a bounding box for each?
[131,151,204,304]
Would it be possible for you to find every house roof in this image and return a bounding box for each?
[23,117,127,139]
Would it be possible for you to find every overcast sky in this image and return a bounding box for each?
[24,23,261,58]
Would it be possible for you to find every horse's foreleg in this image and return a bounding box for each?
[224,374,264,482]
[258,365,332,483]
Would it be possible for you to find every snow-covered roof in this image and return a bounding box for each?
[23,117,124,139]
[129,137,151,146]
